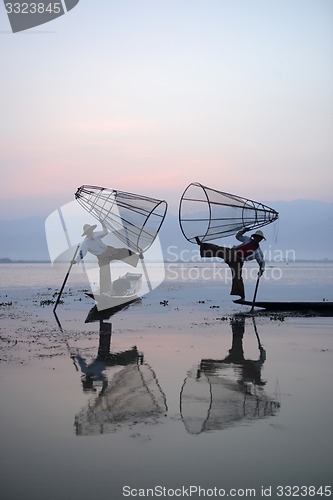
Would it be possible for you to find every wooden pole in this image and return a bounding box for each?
[252,316,262,348]
[250,273,261,313]
[53,245,80,312]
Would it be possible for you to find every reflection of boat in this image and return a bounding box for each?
[74,362,167,436]
[234,299,333,315]
[180,317,280,434]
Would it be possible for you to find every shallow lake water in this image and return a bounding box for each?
[0,263,332,499]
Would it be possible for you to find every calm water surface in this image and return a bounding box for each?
[0,261,332,297]
[0,263,332,499]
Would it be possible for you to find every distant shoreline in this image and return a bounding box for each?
[1,258,333,264]
[0,258,51,264]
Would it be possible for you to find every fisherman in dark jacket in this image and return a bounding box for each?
[195,228,265,300]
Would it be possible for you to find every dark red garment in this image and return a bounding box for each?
[234,240,259,260]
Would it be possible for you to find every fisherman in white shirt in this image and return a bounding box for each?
[72,222,141,294]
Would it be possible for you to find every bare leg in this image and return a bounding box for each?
[97,247,140,294]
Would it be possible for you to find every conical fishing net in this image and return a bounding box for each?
[74,363,167,436]
[180,366,280,435]
[179,182,278,243]
[75,185,167,253]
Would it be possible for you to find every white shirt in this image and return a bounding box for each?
[234,230,265,270]
[76,228,108,261]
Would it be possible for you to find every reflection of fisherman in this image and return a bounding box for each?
[219,317,266,387]
[196,228,265,300]
[181,318,278,435]
[200,317,266,389]
[72,222,142,294]
[74,333,142,394]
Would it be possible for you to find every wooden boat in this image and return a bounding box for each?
[85,298,140,323]
[233,298,333,314]
[85,272,142,311]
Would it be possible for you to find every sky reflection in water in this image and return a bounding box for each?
[0,264,332,499]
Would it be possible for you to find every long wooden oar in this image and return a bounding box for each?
[53,245,80,312]
[250,273,261,313]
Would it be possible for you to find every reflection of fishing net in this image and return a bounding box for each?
[179,182,278,243]
[180,367,280,434]
[75,185,167,253]
[74,363,167,436]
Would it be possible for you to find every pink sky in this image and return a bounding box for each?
[1,1,332,218]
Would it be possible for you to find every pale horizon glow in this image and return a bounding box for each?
[1,0,333,219]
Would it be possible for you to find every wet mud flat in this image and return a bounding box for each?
[0,284,332,500]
